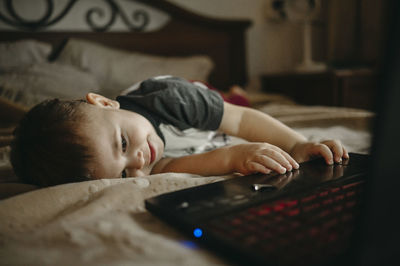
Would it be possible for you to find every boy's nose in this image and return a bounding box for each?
[127,150,145,170]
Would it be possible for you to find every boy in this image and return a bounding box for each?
[11,76,348,186]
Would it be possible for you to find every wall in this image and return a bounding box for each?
[170,0,387,90]
[168,0,326,91]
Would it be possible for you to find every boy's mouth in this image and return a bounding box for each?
[148,141,156,164]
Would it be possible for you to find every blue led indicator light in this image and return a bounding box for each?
[193,228,203,238]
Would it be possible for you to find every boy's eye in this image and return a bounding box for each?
[121,134,127,152]
[121,169,127,178]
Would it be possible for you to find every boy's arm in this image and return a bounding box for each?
[218,102,348,164]
[152,103,304,176]
[151,142,294,176]
[152,102,349,176]
[219,102,307,152]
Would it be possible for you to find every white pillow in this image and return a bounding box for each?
[0,62,101,108]
[56,39,214,98]
[0,40,52,69]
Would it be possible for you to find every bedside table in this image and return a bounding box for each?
[261,68,377,110]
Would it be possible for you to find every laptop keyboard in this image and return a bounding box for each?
[205,179,365,265]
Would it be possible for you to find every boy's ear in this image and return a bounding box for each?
[86,93,120,109]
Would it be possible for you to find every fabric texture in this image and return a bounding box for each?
[116,76,224,144]
[258,103,374,129]
[56,39,214,98]
[0,62,101,108]
[0,39,52,69]
[0,173,229,265]
[0,99,374,265]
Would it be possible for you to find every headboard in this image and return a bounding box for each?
[0,0,252,91]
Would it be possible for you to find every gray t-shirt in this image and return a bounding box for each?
[116,76,225,145]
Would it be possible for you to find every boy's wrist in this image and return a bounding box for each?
[224,145,237,173]
[289,141,308,160]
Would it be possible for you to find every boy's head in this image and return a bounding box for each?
[10,98,92,186]
[11,93,164,187]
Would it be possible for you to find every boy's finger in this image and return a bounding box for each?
[264,146,299,170]
[343,146,349,159]
[321,140,343,163]
[280,150,300,169]
[313,143,334,165]
[265,149,293,171]
[255,155,288,174]
[246,161,271,175]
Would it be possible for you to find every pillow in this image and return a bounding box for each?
[56,39,214,98]
[0,62,101,108]
[0,40,52,70]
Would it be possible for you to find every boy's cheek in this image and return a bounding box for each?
[157,143,165,160]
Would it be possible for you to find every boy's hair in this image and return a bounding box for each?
[10,99,93,187]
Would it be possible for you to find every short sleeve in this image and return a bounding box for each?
[116,76,224,131]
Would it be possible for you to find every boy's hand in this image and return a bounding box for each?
[290,140,349,165]
[227,143,300,175]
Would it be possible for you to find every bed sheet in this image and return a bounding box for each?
[0,101,374,265]
[257,103,374,154]
[0,173,231,265]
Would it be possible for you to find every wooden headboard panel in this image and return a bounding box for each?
[0,0,251,91]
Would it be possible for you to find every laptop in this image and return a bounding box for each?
[146,2,400,265]
[146,153,369,265]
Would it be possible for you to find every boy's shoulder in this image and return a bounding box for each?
[118,75,182,96]
[120,76,220,101]
[139,76,199,93]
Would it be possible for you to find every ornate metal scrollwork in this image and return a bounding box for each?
[0,0,149,31]
[86,0,149,32]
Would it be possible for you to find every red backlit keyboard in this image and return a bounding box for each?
[205,180,365,266]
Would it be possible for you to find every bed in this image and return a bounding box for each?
[0,0,374,265]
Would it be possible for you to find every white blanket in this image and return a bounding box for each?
[0,174,230,265]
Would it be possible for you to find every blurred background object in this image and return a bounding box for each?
[267,0,389,71]
[271,0,327,72]
[326,0,389,69]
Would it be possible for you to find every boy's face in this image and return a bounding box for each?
[80,93,164,179]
